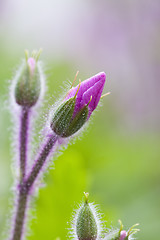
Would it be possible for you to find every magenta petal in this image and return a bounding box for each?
[65,72,106,118]
[82,78,105,111]
[77,72,105,114]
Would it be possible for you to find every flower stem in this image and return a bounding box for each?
[11,191,28,240]
[11,134,57,240]
[20,107,30,181]
[25,134,57,190]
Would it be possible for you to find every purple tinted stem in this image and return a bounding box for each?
[11,134,57,240]
[25,134,57,190]
[11,191,28,240]
[20,107,29,180]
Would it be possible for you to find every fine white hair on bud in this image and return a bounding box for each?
[11,49,45,109]
[70,193,104,240]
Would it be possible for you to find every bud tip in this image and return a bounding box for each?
[119,230,127,240]
[27,57,36,75]
[84,192,89,204]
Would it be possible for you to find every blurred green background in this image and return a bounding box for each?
[0,1,160,240]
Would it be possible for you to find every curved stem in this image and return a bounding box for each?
[20,107,30,181]
[25,134,57,190]
[11,134,57,240]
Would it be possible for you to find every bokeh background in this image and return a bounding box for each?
[0,0,160,239]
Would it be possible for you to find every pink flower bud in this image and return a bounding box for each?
[119,230,127,240]
[50,72,106,137]
[14,56,42,107]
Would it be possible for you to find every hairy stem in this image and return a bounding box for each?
[20,107,30,181]
[25,134,57,189]
[11,191,28,240]
[11,134,57,240]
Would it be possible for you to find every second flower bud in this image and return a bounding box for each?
[14,52,42,108]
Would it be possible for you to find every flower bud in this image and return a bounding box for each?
[104,221,139,240]
[15,52,42,107]
[119,230,127,240]
[50,72,106,137]
[76,193,98,240]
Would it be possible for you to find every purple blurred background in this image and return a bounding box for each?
[0,0,160,132]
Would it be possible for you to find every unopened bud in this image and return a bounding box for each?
[50,72,106,138]
[15,51,42,107]
[76,193,97,240]
[104,221,139,240]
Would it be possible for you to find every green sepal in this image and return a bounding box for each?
[15,62,41,107]
[50,97,76,136]
[76,199,97,240]
[62,105,88,137]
